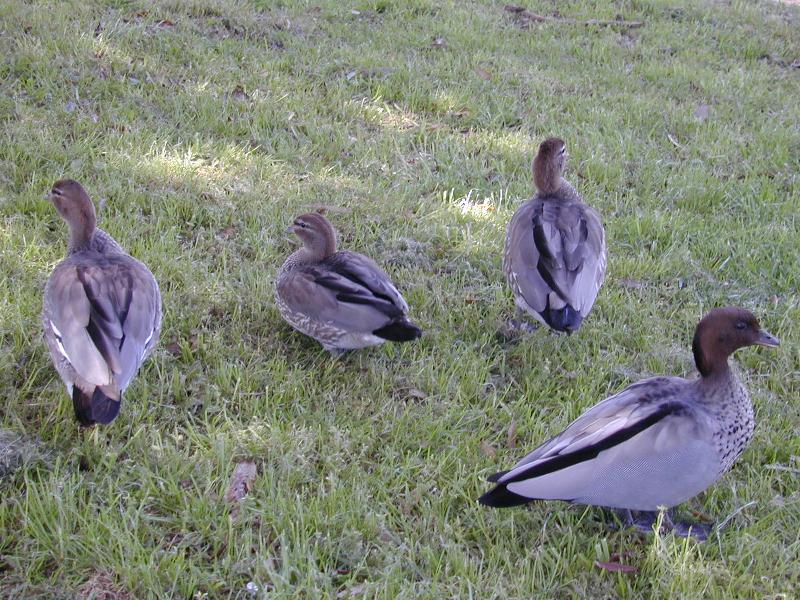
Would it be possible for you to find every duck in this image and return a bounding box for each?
[503,137,606,333]
[479,307,779,539]
[42,179,162,425]
[276,212,422,353]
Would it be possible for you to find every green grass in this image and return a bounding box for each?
[1,0,798,597]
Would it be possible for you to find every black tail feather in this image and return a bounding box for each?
[72,386,121,426]
[373,318,422,342]
[478,484,532,508]
[542,304,583,334]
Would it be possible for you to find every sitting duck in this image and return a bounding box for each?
[479,307,779,539]
[42,179,162,425]
[504,137,606,333]
[276,212,421,353]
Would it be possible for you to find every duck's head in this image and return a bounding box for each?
[289,212,337,259]
[692,307,779,377]
[49,179,97,248]
[532,137,568,196]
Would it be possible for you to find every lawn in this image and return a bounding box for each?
[1,0,798,597]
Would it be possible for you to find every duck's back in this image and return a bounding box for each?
[43,233,161,420]
[504,186,606,331]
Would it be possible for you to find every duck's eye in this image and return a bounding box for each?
[294,221,307,229]
[735,321,747,330]
[558,147,566,155]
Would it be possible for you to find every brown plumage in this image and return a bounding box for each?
[503,137,606,333]
[42,179,162,425]
[479,307,779,539]
[275,213,421,353]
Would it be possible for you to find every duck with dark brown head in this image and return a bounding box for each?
[479,307,779,540]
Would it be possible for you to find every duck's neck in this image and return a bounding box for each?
[68,227,93,253]
[68,228,124,255]
[281,247,324,272]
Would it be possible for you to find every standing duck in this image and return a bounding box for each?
[276,212,422,353]
[504,137,606,333]
[479,307,779,539]
[42,179,162,425]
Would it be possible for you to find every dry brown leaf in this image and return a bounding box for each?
[480,440,497,458]
[406,388,428,400]
[218,225,237,239]
[165,341,181,356]
[506,420,518,449]
[594,560,638,574]
[226,461,257,519]
[156,19,176,29]
[232,85,249,101]
[475,67,492,80]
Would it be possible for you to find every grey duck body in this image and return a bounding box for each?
[504,138,606,333]
[276,213,421,352]
[479,307,778,536]
[42,180,162,425]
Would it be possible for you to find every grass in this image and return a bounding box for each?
[0,0,798,597]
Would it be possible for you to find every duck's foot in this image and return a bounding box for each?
[615,509,659,534]
[613,509,711,541]
[325,347,351,357]
[669,521,711,541]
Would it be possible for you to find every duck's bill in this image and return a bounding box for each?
[756,329,780,347]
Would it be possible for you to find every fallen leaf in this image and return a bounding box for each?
[506,420,517,449]
[232,85,249,100]
[165,342,181,356]
[431,37,446,48]
[226,461,257,519]
[218,225,237,239]
[134,10,149,18]
[407,388,428,400]
[694,103,710,122]
[156,19,176,29]
[475,67,492,80]
[345,70,357,81]
[594,560,638,574]
[480,440,497,458]
[791,58,800,69]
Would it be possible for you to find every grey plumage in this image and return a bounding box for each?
[42,179,162,425]
[479,307,779,535]
[504,137,606,333]
[276,213,421,352]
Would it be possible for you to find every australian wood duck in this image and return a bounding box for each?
[42,179,162,425]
